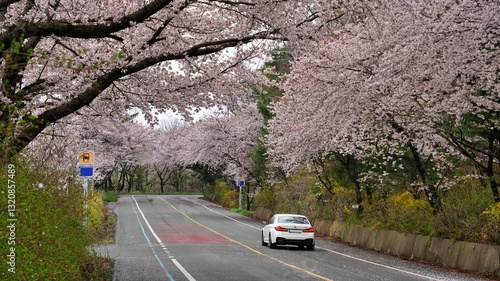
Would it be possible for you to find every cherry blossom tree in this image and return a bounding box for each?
[25,112,163,182]
[0,0,351,163]
[266,0,500,211]
[169,104,262,177]
[0,0,260,160]
[164,104,262,209]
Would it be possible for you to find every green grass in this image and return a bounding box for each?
[230,208,255,216]
[105,191,118,202]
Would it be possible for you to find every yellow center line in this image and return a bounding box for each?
[158,197,333,281]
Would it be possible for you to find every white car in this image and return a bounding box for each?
[261,214,315,250]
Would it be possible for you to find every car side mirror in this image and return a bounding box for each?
[262,220,267,225]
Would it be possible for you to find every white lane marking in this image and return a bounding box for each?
[132,196,163,242]
[131,197,175,281]
[172,259,196,281]
[132,196,196,281]
[317,247,440,281]
[186,197,440,281]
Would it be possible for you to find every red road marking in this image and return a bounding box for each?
[153,223,234,244]
[159,233,232,244]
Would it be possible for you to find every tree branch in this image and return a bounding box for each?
[7,32,276,157]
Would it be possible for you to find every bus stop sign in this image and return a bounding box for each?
[79,165,94,177]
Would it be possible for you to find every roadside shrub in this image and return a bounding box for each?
[203,180,238,208]
[272,169,317,214]
[435,177,493,242]
[327,187,356,221]
[357,192,434,235]
[385,193,434,234]
[203,182,218,201]
[221,186,237,208]
[306,186,356,221]
[0,158,109,281]
[87,191,106,237]
[480,202,500,244]
[272,183,301,214]
[252,186,275,209]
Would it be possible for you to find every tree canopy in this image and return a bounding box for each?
[2,0,498,209]
[266,0,500,208]
[1,0,338,160]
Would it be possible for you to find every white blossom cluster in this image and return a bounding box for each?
[267,0,499,191]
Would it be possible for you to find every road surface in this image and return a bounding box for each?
[98,195,489,281]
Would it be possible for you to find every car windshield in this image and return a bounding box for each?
[277,216,309,224]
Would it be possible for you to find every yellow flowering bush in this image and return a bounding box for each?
[481,202,500,244]
[221,187,238,209]
[87,191,106,236]
[367,192,435,235]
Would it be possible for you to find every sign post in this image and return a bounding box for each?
[82,178,88,226]
[77,151,94,227]
[237,179,245,210]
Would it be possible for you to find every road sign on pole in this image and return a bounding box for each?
[237,180,245,209]
[78,151,94,165]
[79,165,94,177]
[77,151,94,178]
[77,150,95,228]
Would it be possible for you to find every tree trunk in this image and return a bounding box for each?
[487,128,500,203]
[408,142,442,214]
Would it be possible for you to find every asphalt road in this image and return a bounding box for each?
[98,195,489,281]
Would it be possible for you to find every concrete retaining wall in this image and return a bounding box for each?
[254,207,500,278]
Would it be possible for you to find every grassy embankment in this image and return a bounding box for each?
[0,159,114,281]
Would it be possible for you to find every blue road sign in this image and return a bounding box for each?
[79,165,94,177]
[237,180,245,187]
